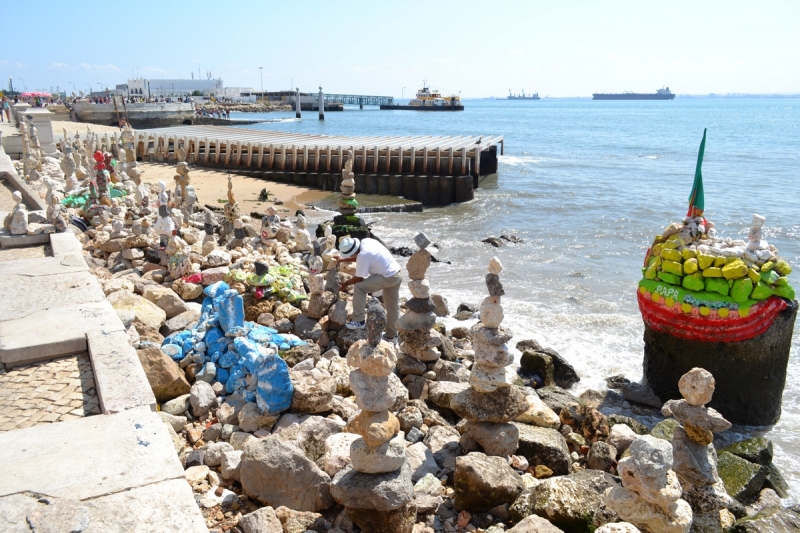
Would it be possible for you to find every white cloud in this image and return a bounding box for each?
[141,66,169,76]
[0,60,26,68]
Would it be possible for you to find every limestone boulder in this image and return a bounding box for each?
[238,402,279,433]
[730,506,800,533]
[406,441,439,482]
[454,452,525,512]
[142,286,190,319]
[189,380,216,417]
[172,278,204,300]
[321,432,360,477]
[451,386,529,423]
[424,425,462,467]
[290,370,336,413]
[507,515,566,533]
[274,506,326,533]
[160,308,200,336]
[272,413,345,463]
[428,381,470,409]
[103,277,134,296]
[241,436,333,512]
[350,432,406,474]
[513,423,571,476]
[220,450,243,481]
[465,421,519,457]
[536,385,579,416]
[136,346,191,403]
[346,503,416,533]
[510,470,620,530]
[514,393,562,429]
[107,289,166,341]
[331,462,414,511]
[237,506,283,533]
[607,423,638,456]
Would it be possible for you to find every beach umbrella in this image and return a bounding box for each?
[687,128,706,217]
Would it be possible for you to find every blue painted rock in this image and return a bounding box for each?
[256,354,294,415]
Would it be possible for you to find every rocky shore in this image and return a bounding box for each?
[6,117,799,533]
[196,102,293,113]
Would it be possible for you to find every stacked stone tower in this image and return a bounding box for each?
[338,149,358,215]
[332,300,415,533]
[450,257,528,455]
[396,233,441,374]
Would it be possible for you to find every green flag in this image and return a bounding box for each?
[688,128,706,217]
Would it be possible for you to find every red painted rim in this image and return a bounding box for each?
[638,291,788,342]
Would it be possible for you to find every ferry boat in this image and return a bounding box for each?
[380,82,464,111]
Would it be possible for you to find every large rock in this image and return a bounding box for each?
[308,291,336,320]
[136,346,191,402]
[189,380,216,417]
[730,506,800,533]
[424,425,462,467]
[238,506,283,533]
[451,386,529,423]
[454,452,525,512]
[510,470,620,531]
[107,289,166,341]
[428,381,470,409]
[536,386,579,416]
[238,402,278,433]
[290,370,335,413]
[514,393,561,429]
[717,451,769,503]
[721,438,773,466]
[465,421,519,457]
[160,308,201,336]
[517,341,580,388]
[513,423,571,476]
[321,432,360,477]
[406,441,439,482]
[256,354,294,415]
[241,436,333,512]
[272,414,345,463]
[331,462,414,511]
[347,503,416,533]
[507,515,566,533]
[642,302,798,425]
[143,286,189,319]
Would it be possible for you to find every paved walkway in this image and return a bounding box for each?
[0,353,100,431]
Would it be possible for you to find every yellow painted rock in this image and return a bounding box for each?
[662,260,684,276]
[699,306,711,316]
[748,268,761,283]
[652,243,664,257]
[684,258,699,274]
[714,256,728,267]
[682,249,698,260]
[661,248,683,262]
[698,254,715,270]
[703,267,723,278]
[775,259,793,276]
[761,261,774,272]
[644,264,657,280]
[722,260,749,280]
[663,240,680,250]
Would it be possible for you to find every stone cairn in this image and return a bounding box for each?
[332,300,415,533]
[396,232,440,398]
[450,257,529,456]
[662,368,733,529]
[338,149,358,215]
[604,435,693,533]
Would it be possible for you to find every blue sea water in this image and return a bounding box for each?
[236,98,800,498]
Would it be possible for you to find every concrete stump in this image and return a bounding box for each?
[355,174,366,194]
[440,175,455,205]
[378,174,390,195]
[389,175,404,196]
[643,300,797,425]
[366,174,379,194]
[454,175,474,203]
[415,176,431,206]
[427,175,441,206]
[402,175,416,200]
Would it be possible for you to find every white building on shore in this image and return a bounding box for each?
[115,77,224,98]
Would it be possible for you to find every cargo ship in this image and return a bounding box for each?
[380,83,463,111]
[593,87,675,100]
[507,89,540,100]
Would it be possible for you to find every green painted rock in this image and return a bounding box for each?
[731,278,754,303]
[649,419,679,441]
[705,277,730,297]
[606,414,649,435]
[658,271,682,285]
[682,272,705,292]
[721,437,773,465]
[730,506,800,533]
[751,281,775,300]
[774,284,796,300]
[761,270,780,284]
[717,451,768,502]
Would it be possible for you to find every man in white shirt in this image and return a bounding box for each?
[335,236,402,340]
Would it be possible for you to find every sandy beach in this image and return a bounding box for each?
[136,162,330,213]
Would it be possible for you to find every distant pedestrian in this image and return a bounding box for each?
[1,97,7,122]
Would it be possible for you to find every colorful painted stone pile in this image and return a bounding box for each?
[161,279,303,414]
[450,257,528,455]
[332,300,415,533]
[396,233,440,397]
[338,149,358,215]
[662,368,734,530]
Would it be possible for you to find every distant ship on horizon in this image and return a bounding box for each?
[507,89,540,100]
[593,87,676,100]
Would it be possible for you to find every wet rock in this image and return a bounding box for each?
[730,505,800,533]
[513,423,571,476]
[717,451,769,503]
[517,342,580,389]
[241,436,333,512]
[721,438,774,466]
[454,452,525,512]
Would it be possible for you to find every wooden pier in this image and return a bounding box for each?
[133,126,504,207]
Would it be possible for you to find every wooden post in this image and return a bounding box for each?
[303,145,309,171]
[326,146,332,170]
[315,146,321,170]
[292,145,298,170]
[474,148,480,177]
[268,143,275,169]
[295,87,301,119]
[281,145,287,170]
[448,147,454,174]
[422,146,428,174]
[362,145,367,172]
[318,86,324,121]
[256,143,263,168]
[435,147,441,173]
[410,146,416,174]
[374,145,379,172]
[461,148,467,176]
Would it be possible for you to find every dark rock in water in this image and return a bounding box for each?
[642,300,798,426]
[764,463,791,499]
[518,343,580,389]
[454,452,525,512]
[333,214,365,227]
[500,234,524,244]
[536,386,579,415]
[717,451,769,503]
[457,303,478,314]
[454,310,475,321]
[621,382,663,408]
[404,297,436,314]
[481,237,504,248]
[519,350,555,387]
[347,503,416,533]
[513,423,571,476]
[721,438,774,466]
[605,374,631,390]
[389,246,447,264]
[606,414,649,435]
[485,273,505,297]
[730,506,800,533]
[649,419,679,441]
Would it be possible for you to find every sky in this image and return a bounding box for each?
[3,0,799,98]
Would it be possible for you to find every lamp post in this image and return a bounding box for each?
[259,66,264,101]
